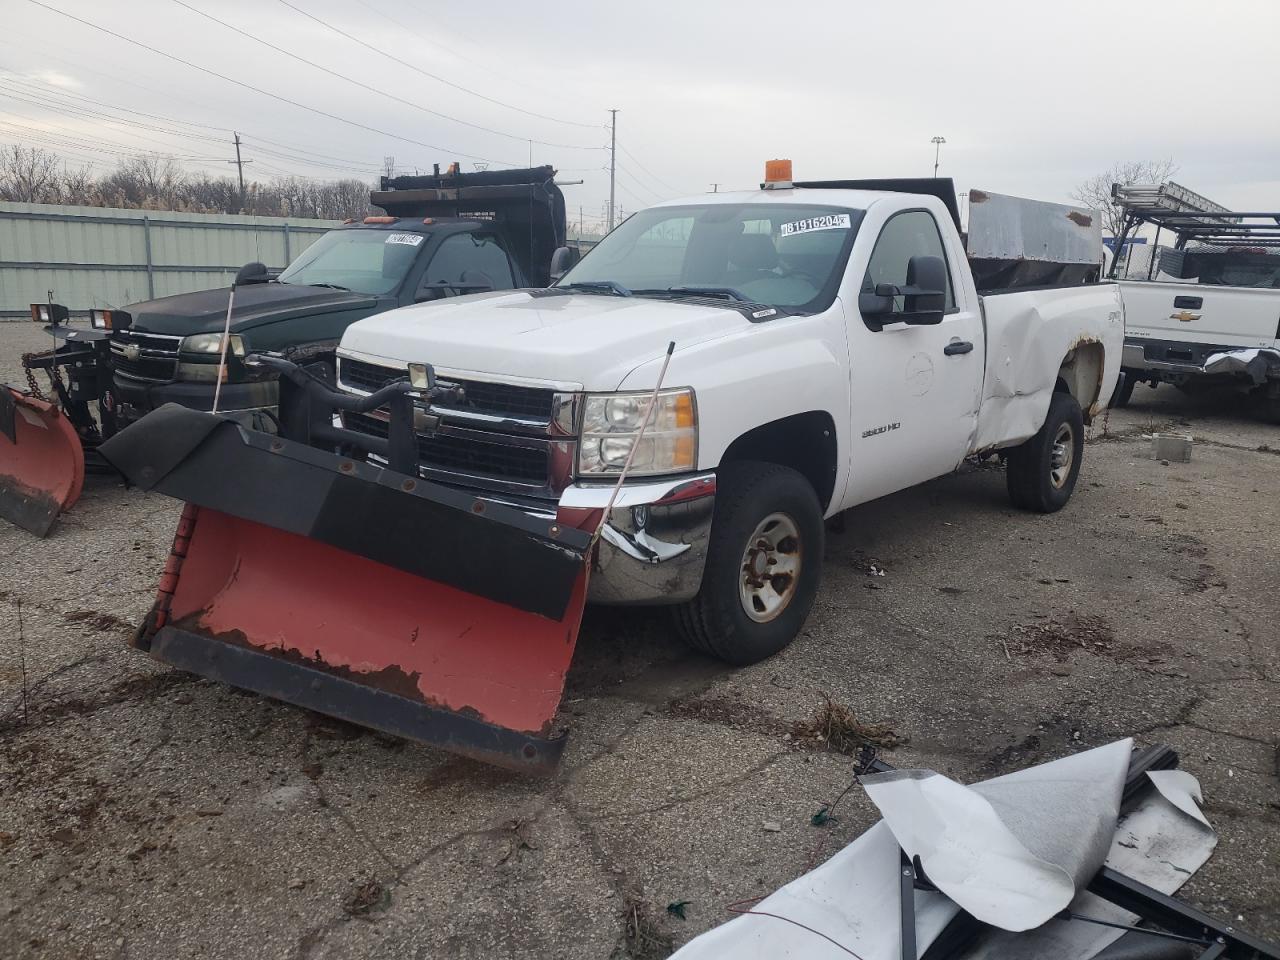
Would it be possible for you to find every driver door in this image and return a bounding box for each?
[843,209,983,506]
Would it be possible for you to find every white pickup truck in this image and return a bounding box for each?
[1107,182,1280,418]
[333,169,1123,664]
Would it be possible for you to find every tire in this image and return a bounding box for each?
[1109,371,1136,408]
[674,462,824,665]
[1006,391,1085,513]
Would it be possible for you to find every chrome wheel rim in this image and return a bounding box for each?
[1050,422,1075,488]
[739,512,802,623]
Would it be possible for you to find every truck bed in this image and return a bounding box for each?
[971,282,1124,452]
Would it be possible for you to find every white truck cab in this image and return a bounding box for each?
[1107,181,1280,418]
[335,165,1122,664]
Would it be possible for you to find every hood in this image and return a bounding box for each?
[126,283,381,336]
[339,290,753,390]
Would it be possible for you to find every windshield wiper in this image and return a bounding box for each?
[664,285,748,302]
[306,282,351,291]
[560,280,632,297]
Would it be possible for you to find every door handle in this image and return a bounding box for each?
[943,340,973,356]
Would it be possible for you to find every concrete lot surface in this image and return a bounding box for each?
[2,323,1277,958]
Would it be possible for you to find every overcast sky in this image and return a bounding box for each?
[3,0,1278,225]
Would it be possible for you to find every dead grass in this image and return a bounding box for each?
[342,877,390,919]
[620,892,673,959]
[792,695,904,753]
[997,614,1115,662]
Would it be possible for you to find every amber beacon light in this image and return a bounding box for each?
[763,159,793,189]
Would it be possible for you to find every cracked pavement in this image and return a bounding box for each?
[2,324,1278,958]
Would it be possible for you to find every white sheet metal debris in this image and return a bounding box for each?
[671,741,1221,960]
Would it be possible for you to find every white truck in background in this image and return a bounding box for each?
[333,167,1123,664]
[1107,181,1280,419]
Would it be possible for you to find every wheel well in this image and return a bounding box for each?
[1056,341,1105,421]
[720,411,838,510]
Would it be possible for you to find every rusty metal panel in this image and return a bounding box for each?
[0,202,336,319]
[966,189,1103,265]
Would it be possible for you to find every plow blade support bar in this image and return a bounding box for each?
[0,386,84,536]
[100,405,592,772]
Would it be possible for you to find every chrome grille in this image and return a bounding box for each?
[337,356,576,498]
[344,412,549,485]
[340,357,555,423]
[110,330,181,382]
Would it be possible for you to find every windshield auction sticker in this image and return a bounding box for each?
[779,214,852,237]
[385,233,425,246]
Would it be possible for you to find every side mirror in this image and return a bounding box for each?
[234,261,271,286]
[901,255,946,324]
[549,245,578,281]
[857,255,947,327]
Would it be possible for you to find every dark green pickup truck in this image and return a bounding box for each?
[105,164,569,426]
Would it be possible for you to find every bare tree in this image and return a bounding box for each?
[0,145,374,220]
[0,145,63,202]
[1071,159,1178,238]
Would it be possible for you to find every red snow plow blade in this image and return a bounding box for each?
[100,391,593,774]
[0,386,85,536]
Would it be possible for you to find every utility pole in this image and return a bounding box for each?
[230,132,248,213]
[710,183,719,193]
[931,136,946,177]
[607,108,618,232]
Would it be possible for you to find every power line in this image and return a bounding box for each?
[0,117,222,163]
[0,100,224,161]
[0,72,383,178]
[350,0,583,110]
[168,0,602,152]
[0,80,229,147]
[0,71,231,134]
[617,143,686,196]
[614,164,665,203]
[2,30,409,176]
[275,0,603,132]
[23,0,518,166]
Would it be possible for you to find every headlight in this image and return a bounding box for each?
[180,333,245,357]
[579,388,697,476]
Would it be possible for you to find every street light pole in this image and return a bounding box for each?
[931,136,947,178]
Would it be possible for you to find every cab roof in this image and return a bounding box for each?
[653,177,962,229]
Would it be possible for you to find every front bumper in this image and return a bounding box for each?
[112,374,278,425]
[554,473,717,605]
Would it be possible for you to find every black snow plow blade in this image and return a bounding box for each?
[100,361,594,773]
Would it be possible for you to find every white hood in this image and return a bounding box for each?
[339,290,752,390]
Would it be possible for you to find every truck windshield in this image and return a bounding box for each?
[277,229,423,295]
[560,203,862,313]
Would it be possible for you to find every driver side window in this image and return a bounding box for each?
[861,211,955,327]
[420,233,515,297]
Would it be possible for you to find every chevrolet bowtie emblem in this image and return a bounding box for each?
[123,343,141,361]
[1170,310,1200,323]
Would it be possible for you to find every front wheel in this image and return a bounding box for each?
[674,462,824,665]
[1005,390,1085,513]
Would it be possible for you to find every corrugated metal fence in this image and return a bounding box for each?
[0,201,337,319]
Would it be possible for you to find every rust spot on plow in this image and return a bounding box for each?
[166,615,558,737]
[969,189,989,203]
[1067,210,1093,227]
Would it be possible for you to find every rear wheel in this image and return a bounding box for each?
[1006,390,1084,513]
[674,462,823,665]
